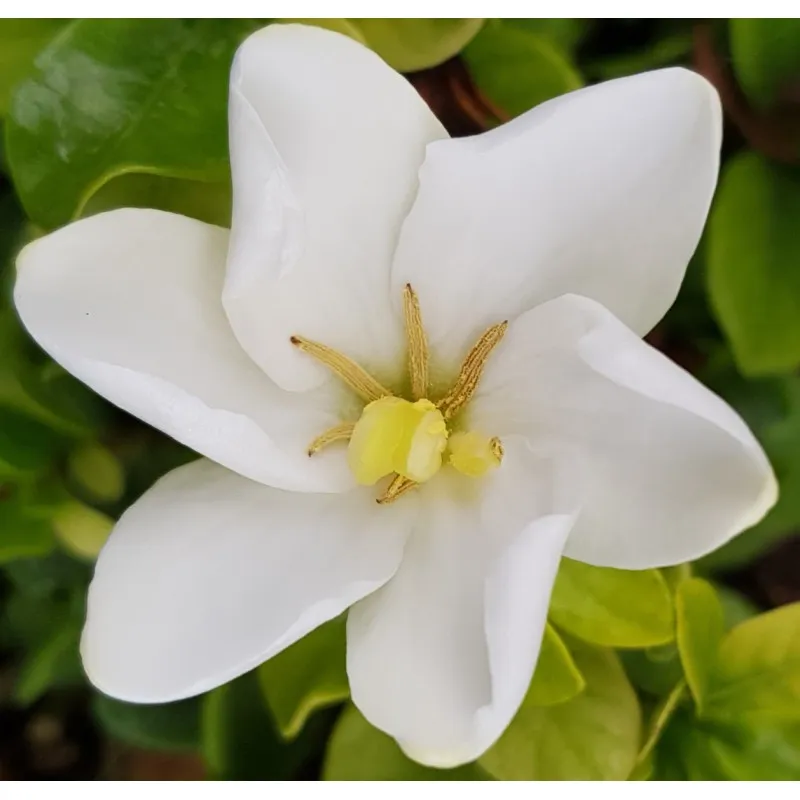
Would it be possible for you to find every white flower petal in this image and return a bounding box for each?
[468,294,777,569]
[224,24,447,392]
[347,442,578,767]
[81,459,410,702]
[14,209,353,492]
[391,68,721,375]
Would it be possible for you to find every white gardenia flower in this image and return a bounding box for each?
[14,24,776,767]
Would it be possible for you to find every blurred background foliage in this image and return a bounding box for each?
[1,17,800,781]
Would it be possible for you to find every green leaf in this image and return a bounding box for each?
[504,19,588,52]
[67,443,125,504]
[0,20,68,115]
[730,19,800,109]
[52,500,114,561]
[549,558,674,648]
[0,496,55,564]
[481,640,640,780]
[707,153,800,376]
[0,407,65,479]
[323,704,489,780]
[349,19,484,72]
[620,644,684,698]
[527,624,585,706]
[463,19,582,119]
[258,615,349,739]
[6,18,263,229]
[676,578,724,711]
[588,32,692,80]
[202,671,317,780]
[636,681,688,768]
[92,695,201,752]
[716,584,760,630]
[706,602,800,725]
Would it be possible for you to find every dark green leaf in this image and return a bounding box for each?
[481,641,640,780]
[93,695,202,752]
[708,153,800,376]
[323,704,490,780]
[6,19,263,229]
[0,496,55,564]
[549,558,674,648]
[463,20,581,119]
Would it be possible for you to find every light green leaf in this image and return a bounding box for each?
[463,19,581,119]
[350,19,484,72]
[258,615,349,739]
[527,624,585,707]
[706,602,800,725]
[481,641,640,780]
[676,578,724,711]
[323,704,489,780]
[6,18,263,229]
[67,443,125,504]
[708,153,800,376]
[0,497,55,564]
[93,695,201,752]
[549,558,674,647]
[730,19,800,109]
[52,500,114,561]
[0,19,68,115]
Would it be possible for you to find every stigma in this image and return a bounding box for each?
[292,285,507,503]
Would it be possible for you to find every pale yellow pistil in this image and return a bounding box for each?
[292,285,507,503]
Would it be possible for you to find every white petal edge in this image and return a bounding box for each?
[391,67,722,378]
[224,23,447,392]
[14,209,355,493]
[81,459,411,702]
[467,294,777,569]
[347,442,579,767]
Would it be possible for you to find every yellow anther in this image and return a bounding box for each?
[448,431,504,477]
[437,322,508,420]
[307,422,356,456]
[290,336,392,402]
[348,397,448,486]
[403,284,429,400]
[377,474,417,505]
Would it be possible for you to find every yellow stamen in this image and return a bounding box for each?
[403,284,429,400]
[347,397,448,486]
[290,335,392,402]
[448,431,504,477]
[307,423,355,456]
[377,474,417,505]
[437,322,508,420]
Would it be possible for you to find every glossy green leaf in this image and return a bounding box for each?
[527,624,585,707]
[350,19,484,72]
[730,19,800,109]
[258,615,349,739]
[549,558,674,647]
[0,496,55,564]
[6,18,262,229]
[202,671,318,780]
[463,19,581,119]
[93,695,201,752]
[323,704,489,781]
[708,153,800,376]
[706,602,800,725]
[481,641,640,780]
[676,578,724,711]
[0,19,67,115]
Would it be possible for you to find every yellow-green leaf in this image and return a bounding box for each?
[527,624,585,706]
[481,641,640,780]
[676,578,724,711]
[549,558,674,647]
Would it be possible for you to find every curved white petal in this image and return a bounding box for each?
[224,24,447,392]
[392,68,721,376]
[81,459,410,702]
[347,442,578,767]
[14,209,354,492]
[468,294,777,569]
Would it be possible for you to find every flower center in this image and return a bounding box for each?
[291,285,506,503]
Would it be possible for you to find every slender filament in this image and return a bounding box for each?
[290,336,392,402]
[437,322,508,419]
[307,423,355,456]
[377,474,417,505]
[403,284,429,400]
